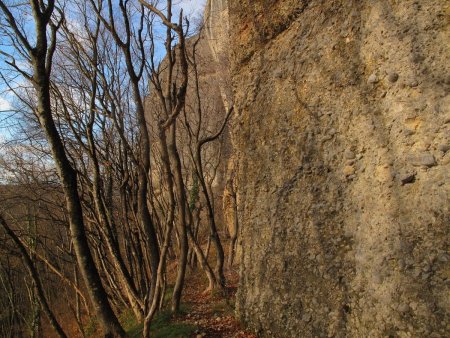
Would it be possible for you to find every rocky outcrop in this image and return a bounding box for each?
[204,0,231,110]
[223,0,450,337]
[204,0,240,257]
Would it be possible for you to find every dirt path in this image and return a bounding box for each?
[174,269,257,338]
[41,266,257,337]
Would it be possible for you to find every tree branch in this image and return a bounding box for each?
[138,0,180,32]
[199,106,234,147]
[0,214,68,338]
[0,0,34,52]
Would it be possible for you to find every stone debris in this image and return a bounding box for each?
[343,165,356,176]
[438,144,450,153]
[368,73,378,84]
[344,150,356,160]
[408,152,437,167]
[400,172,416,185]
[388,72,399,83]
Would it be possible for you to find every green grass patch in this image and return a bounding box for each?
[152,309,196,338]
[163,285,175,304]
[119,309,143,337]
[118,308,196,338]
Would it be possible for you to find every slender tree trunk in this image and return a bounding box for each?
[142,123,177,334]
[0,215,67,338]
[168,124,189,313]
[187,228,216,292]
[227,188,239,268]
[186,204,216,291]
[90,161,144,321]
[142,213,173,338]
[195,152,226,287]
[74,267,81,325]
[131,81,160,304]
[205,236,211,261]
[32,51,125,338]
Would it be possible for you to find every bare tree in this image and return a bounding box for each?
[1,2,235,337]
[0,214,67,338]
[0,1,125,336]
[182,34,234,287]
[89,0,162,309]
[51,2,146,320]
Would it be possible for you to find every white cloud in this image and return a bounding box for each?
[0,96,12,112]
[174,0,207,18]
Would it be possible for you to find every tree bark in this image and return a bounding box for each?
[26,4,124,335]
[195,151,226,287]
[0,215,67,338]
[168,124,189,313]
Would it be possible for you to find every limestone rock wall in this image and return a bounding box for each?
[225,0,450,336]
[205,0,232,110]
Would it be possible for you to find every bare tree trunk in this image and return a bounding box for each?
[186,202,216,291]
[195,151,226,287]
[132,81,160,302]
[90,158,144,320]
[35,71,125,338]
[0,215,67,338]
[205,236,212,261]
[187,228,217,293]
[0,2,126,335]
[226,183,239,268]
[142,217,172,338]
[168,124,189,313]
[74,267,82,328]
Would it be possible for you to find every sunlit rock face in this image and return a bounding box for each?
[215,0,450,336]
[204,0,232,110]
[145,6,232,208]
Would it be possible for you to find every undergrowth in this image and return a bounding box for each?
[118,306,196,338]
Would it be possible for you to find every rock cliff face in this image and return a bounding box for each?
[213,0,450,337]
[203,0,232,113]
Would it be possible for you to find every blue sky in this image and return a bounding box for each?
[0,96,11,112]
[0,0,207,141]
[174,0,207,18]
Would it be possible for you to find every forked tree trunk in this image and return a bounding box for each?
[33,66,124,338]
[27,5,125,336]
[168,124,189,313]
[195,151,226,287]
[131,82,160,303]
[186,204,217,291]
[0,215,67,338]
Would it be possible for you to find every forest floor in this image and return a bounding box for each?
[41,243,257,337]
[168,268,257,338]
[120,266,257,338]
